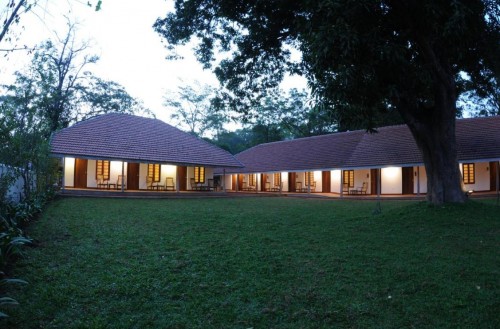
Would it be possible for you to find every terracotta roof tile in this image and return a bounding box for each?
[228,116,500,173]
[50,113,243,168]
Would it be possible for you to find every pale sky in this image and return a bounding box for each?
[0,0,307,125]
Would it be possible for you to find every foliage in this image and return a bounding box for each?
[0,1,103,53]
[3,197,499,327]
[0,187,53,319]
[155,1,500,204]
[3,21,151,134]
[164,81,227,137]
[0,271,28,319]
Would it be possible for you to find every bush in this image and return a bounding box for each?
[0,188,53,318]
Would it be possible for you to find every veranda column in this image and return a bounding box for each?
[223,169,226,192]
[497,161,499,204]
[417,166,420,196]
[121,161,125,192]
[340,170,344,199]
[176,167,180,193]
[61,157,65,192]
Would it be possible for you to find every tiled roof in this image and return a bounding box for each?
[50,113,243,168]
[228,116,500,173]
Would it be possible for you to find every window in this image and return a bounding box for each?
[148,164,161,182]
[96,160,110,180]
[249,173,256,186]
[343,170,354,188]
[194,166,205,183]
[273,173,281,185]
[305,171,314,185]
[462,163,475,184]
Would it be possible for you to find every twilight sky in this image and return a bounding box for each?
[0,0,306,124]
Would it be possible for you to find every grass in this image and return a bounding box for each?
[3,197,499,328]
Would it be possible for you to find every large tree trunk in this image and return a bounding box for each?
[404,112,466,204]
[398,62,466,204]
[396,33,468,205]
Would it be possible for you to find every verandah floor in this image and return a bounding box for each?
[59,188,498,200]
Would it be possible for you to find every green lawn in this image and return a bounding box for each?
[3,197,499,328]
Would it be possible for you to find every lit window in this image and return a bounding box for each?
[194,166,205,183]
[462,163,475,184]
[343,170,354,188]
[273,173,281,185]
[305,171,314,185]
[96,160,110,180]
[249,174,256,186]
[148,164,161,182]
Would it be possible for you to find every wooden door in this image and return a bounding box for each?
[490,162,498,191]
[238,174,244,191]
[402,167,414,194]
[127,163,140,190]
[322,171,331,193]
[288,172,296,192]
[231,174,236,190]
[370,169,379,195]
[261,173,267,191]
[177,166,187,191]
[74,158,88,188]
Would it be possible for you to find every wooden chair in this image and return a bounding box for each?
[248,182,256,191]
[116,175,126,190]
[147,176,159,190]
[357,182,368,195]
[305,181,316,192]
[190,178,200,191]
[295,181,302,192]
[342,183,349,194]
[96,174,108,189]
[165,177,175,191]
[271,181,281,192]
[264,181,271,191]
[207,178,215,191]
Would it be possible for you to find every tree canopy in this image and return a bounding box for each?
[155,0,500,204]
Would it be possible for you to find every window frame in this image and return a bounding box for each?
[305,171,314,185]
[343,170,354,188]
[249,173,256,186]
[148,164,161,182]
[194,166,205,184]
[462,163,475,184]
[96,160,110,180]
[273,173,281,185]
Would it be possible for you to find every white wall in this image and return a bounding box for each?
[0,165,25,203]
[413,166,427,194]
[87,160,97,188]
[313,171,322,192]
[331,170,341,193]
[354,169,370,193]
[461,162,490,191]
[186,166,214,190]
[281,172,289,192]
[223,174,232,191]
[64,157,75,187]
[381,167,402,194]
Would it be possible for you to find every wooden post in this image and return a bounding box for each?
[61,157,65,191]
[121,161,125,192]
[223,168,226,192]
[417,166,420,196]
[176,166,180,193]
[375,168,382,213]
[496,161,499,205]
[340,170,344,198]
